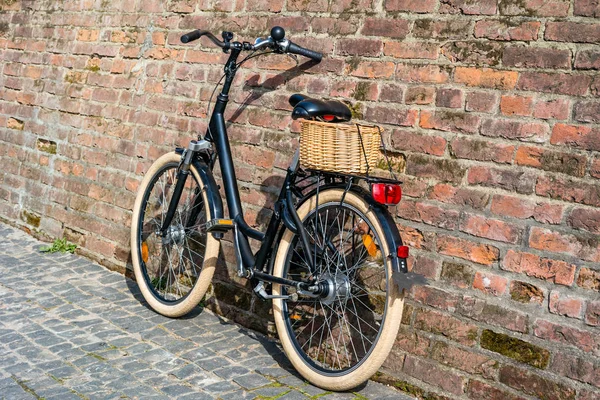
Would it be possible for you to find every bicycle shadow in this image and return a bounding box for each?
[227,58,320,125]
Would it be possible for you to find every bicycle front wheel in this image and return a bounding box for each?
[272,189,404,391]
[131,152,220,317]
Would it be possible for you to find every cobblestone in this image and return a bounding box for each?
[0,223,413,399]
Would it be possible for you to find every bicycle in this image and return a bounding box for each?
[130,26,419,391]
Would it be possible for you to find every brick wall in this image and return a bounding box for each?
[1,0,599,398]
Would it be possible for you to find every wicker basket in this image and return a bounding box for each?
[299,120,382,174]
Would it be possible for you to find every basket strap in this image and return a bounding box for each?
[356,124,370,177]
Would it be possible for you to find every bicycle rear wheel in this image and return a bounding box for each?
[272,188,404,391]
[131,152,220,317]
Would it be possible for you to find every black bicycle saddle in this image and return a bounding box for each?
[289,94,352,122]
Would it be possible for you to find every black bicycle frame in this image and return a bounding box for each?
[162,42,313,290]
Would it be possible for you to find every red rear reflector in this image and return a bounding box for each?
[397,245,409,258]
[372,183,402,205]
[323,115,334,121]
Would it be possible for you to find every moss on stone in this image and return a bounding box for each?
[37,138,57,154]
[480,329,550,369]
[21,210,41,228]
[353,82,370,101]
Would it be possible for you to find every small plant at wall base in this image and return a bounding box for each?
[40,238,77,254]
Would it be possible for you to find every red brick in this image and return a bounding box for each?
[392,326,431,358]
[287,0,328,11]
[457,297,529,333]
[403,355,465,394]
[397,200,459,229]
[586,301,600,326]
[404,86,435,104]
[411,286,461,312]
[383,41,439,59]
[397,225,433,251]
[534,319,598,353]
[473,271,508,296]
[455,67,518,90]
[406,154,466,184]
[420,110,480,134]
[574,101,600,124]
[390,130,447,156]
[432,342,497,379]
[551,124,600,152]
[568,207,600,234]
[386,0,436,12]
[500,365,576,400]
[77,29,99,42]
[361,18,410,38]
[348,61,395,79]
[515,146,587,177]
[364,105,417,126]
[396,63,450,83]
[552,353,600,389]
[465,91,498,113]
[518,72,592,96]
[461,213,521,244]
[481,118,549,143]
[575,50,600,70]
[491,195,563,224]
[530,227,600,263]
[574,0,600,16]
[439,0,496,14]
[502,250,576,286]
[436,88,463,108]
[468,166,536,194]
[450,137,514,163]
[336,38,382,57]
[414,308,479,346]
[413,19,471,39]
[310,17,357,36]
[536,174,600,207]
[468,379,528,400]
[429,183,490,209]
[578,268,600,291]
[532,98,570,120]
[592,158,600,179]
[474,20,540,41]
[437,235,499,265]
[500,0,569,16]
[503,46,571,69]
[500,95,533,116]
[545,22,600,44]
[549,291,584,319]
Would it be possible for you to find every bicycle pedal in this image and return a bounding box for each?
[206,218,235,233]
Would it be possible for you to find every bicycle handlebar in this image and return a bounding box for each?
[180,26,323,62]
[286,41,322,62]
[181,30,227,49]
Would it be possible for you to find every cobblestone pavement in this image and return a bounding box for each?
[0,223,413,400]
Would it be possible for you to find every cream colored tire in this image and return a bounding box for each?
[272,189,404,391]
[131,152,220,318]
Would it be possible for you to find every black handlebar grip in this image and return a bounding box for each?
[287,41,323,62]
[181,30,202,44]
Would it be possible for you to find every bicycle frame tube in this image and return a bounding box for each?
[206,45,267,269]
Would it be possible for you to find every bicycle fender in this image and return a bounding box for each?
[361,192,429,292]
[193,161,224,222]
[299,184,427,292]
[175,148,224,236]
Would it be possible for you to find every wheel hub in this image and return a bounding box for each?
[162,224,186,246]
[319,273,351,305]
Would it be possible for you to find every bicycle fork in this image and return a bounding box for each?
[159,140,212,236]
